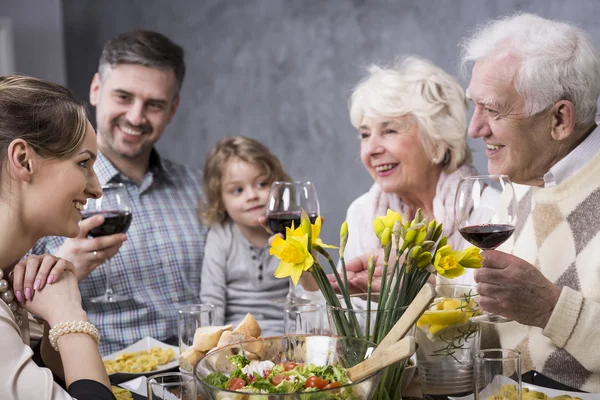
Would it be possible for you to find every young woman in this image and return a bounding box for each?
[0,75,112,399]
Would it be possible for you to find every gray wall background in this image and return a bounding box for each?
[60,0,600,249]
[0,0,66,84]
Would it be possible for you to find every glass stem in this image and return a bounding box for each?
[286,278,296,302]
[104,259,114,300]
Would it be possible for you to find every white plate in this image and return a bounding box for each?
[102,336,179,378]
[449,375,596,400]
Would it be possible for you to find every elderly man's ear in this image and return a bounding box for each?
[550,100,576,141]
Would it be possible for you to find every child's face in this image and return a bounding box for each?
[221,158,271,229]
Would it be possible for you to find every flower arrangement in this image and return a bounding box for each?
[270,209,482,400]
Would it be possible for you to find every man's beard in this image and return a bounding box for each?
[97,119,152,160]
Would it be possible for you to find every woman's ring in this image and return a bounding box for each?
[93,251,99,260]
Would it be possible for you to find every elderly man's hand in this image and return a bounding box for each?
[475,250,561,329]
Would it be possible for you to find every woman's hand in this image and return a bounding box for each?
[21,271,87,327]
[328,251,387,294]
[10,254,75,302]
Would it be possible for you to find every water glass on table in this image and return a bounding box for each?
[147,372,196,400]
[474,349,522,400]
[177,304,216,355]
[284,303,325,335]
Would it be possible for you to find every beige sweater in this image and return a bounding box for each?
[0,301,74,399]
[496,149,600,392]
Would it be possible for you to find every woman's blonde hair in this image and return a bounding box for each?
[349,56,471,173]
[0,75,88,182]
[199,136,291,225]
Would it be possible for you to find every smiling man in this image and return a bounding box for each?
[461,13,600,391]
[30,30,206,354]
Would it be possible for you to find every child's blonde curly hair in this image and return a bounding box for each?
[199,136,292,225]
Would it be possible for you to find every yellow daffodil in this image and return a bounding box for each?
[457,247,483,269]
[433,245,464,278]
[270,232,314,286]
[311,216,337,249]
[433,245,482,278]
[373,209,402,240]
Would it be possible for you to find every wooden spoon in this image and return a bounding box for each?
[347,336,415,382]
[370,283,436,358]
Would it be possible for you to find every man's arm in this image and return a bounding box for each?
[475,250,600,372]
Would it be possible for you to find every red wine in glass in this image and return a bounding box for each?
[455,175,517,324]
[266,181,320,304]
[83,183,133,303]
[266,212,318,238]
[458,223,515,250]
[82,210,133,237]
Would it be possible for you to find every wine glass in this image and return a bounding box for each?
[82,183,133,303]
[265,181,320,304]
[454,175,517,323]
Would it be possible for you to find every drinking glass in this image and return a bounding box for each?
[147,372,196,400]
[82,183,133,303]
[284,303,325,335]
[265,181,320,304]
[474,349,522,400]
[177,304,216,355]
[454,175,517,323]
[416,285,481,399]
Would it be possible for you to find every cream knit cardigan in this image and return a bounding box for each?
[496,149,600,392]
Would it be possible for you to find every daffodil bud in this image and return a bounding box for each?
[426,219,437,240]
[416,251,433,269]
[339,221,349,258]
[373,218,386,239]
[381,227,392,247]
[410,245,422,261]
[432,223,444,242]
[414,209,423,224]
[415,227,427,246]
[405,229,417,245]
[367,256,376,280]
[437,236,447,249]
[421,240,435,252]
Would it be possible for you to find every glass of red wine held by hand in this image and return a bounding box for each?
[266,181,320,304]
[82,183,133,303]
[454,175,517,324]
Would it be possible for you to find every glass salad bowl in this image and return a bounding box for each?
[194,335,384,399]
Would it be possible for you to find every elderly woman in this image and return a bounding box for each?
[344,56,479,284]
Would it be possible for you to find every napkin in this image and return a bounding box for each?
[119,376,180,400]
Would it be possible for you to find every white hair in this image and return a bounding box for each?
[349,56,471,173]
[460,12,600,129]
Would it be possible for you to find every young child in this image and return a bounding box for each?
[199,136,292,336]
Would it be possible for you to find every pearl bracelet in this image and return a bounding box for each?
[48,321,101,352]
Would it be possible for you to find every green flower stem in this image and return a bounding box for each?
[340,256,349,298]
[314,246,365,338]
[310,263,355,337]
[366,280,372,343]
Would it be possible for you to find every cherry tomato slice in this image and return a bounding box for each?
[271,375,287,386]
[323,381,342,390]
[305,376,330,389]
[284,362,299,371]
[226,377,246,391]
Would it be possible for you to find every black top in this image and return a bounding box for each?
[68,380,115,400]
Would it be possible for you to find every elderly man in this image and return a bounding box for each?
[462,13,600,391]
[30,30,205,355]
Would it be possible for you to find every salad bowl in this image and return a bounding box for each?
[194,335,384,399]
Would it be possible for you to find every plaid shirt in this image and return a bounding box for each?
[30,150,206,355]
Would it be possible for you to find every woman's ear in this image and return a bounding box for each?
[7,139,34,182]
[550,100,576,141]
